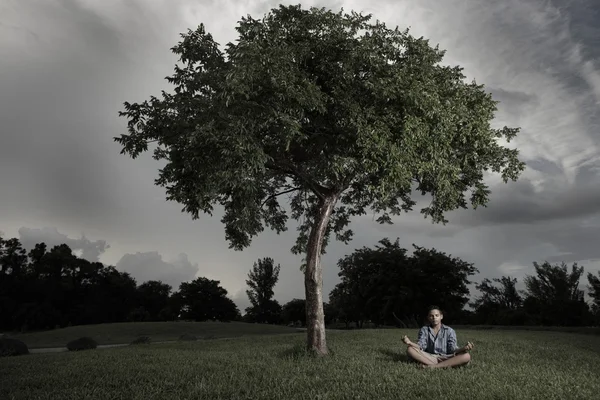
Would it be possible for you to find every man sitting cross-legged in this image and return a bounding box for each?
[402,305,474,369]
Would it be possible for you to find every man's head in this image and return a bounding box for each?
[426,305,443,327]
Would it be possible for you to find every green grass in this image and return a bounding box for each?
[4,321,302,348]
[2,326,600,399]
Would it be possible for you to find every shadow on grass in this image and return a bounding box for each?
[378,347,411,363]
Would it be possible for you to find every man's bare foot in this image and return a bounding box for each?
[417,363,433,369]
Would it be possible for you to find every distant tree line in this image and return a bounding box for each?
[0,236,242,332]
[1,235,599,332]
[326,239,599,328]
[0,237,322,332]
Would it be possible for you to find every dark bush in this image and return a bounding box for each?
[178,333,198,341]
[0,338,29,357]
[66,337,97,351]
[130,336,151,345]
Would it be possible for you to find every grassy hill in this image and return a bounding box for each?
[5,321,303,348]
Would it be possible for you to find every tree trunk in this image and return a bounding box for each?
[304,195,338,355]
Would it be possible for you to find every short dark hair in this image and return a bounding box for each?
[427,305,443,315]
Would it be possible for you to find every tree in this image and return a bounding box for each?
[115,5,525,354]
[588,272,600,325]
[281,298,306,326]
[331,239,478,327]
[333,238,408,327]
[83,265,138,324]
[1,236,185,330]
[245,257,282,323]
[524,261,590,326]
[127,306,151,322]
[0,237,29,329]
[322,302,335,325]
[472,276,522,310]
[588,272,600,313]
[328,282,364,328]
[135,280,173,321]
[470,276,524,325]
[0,236,28,276]
[162,290,185,320]
[406,245,478,322]
[2,241,82,330]
[178,277,240,321]
[244,300,282,324]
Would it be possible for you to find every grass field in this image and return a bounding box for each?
[4,321,303,348]
[2,323,600,400]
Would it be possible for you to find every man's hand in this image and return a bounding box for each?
[403,335,421,351]
[455,341,474,354]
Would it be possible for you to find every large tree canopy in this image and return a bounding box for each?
[115,4,525,354]
[135,280,173,321]
[178,277,240,322]
[331,238,478,327]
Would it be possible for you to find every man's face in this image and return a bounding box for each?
[427,310,443,326]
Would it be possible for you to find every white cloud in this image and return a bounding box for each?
[115,251,199,291]
[497,262,529,277]
[18,227,109,262]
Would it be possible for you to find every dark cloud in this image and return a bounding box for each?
[18,227,109,262]
[549,0,600,61]
[450,174,600,227]
[538,219,600,264]
[0,0,190,234]
[489,88,537,105]
[526,158,563,175]
[0,3,129,230]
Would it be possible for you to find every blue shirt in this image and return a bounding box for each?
[416,324,458,355]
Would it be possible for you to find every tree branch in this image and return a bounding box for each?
[261,186,302,207]
[143,139,160,144]
[265,160,332,200]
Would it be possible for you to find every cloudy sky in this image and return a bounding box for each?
[2,0,600,312]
